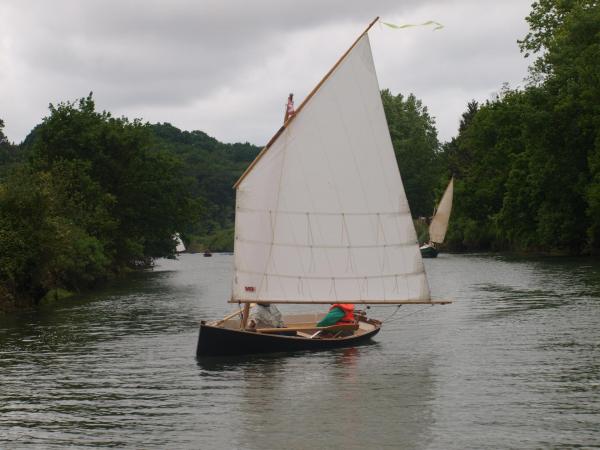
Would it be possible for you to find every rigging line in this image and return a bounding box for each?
[284,190,310,298]
[330,72,374,242]
[328,277,339,300]
[400,216,415,300]
[306,212,314,246]
[375,214,388,299]
[376,214,385,273]
[233,200,252,298]
[269,138,312,289]
[379,305,402,323]
[307,213,317,274]
[342,213,356,273]
[295,131,321,287]
[309,109,338,283]
[384,305,432,325]
[337,42,386,268]
[355,33,402,234]
[257,128,290,299]
[361,276,368,299]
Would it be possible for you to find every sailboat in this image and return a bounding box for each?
[174,233,186,253]
[420,177,454,258]
[196,18,450,357]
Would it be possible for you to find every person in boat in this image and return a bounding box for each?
[248,303,284,329]
[316,303,355,327]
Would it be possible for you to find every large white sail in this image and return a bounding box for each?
[429,177,454,244]
[232,33,429,304]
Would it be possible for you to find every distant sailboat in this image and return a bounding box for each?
[174,233,186,253]
[196,18,450,357]
[420,177,454,258]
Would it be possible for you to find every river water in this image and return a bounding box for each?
[1,253,599,449]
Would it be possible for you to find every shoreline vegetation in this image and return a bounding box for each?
[1,1,599,312]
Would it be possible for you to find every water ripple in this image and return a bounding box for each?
[1,254,600,449]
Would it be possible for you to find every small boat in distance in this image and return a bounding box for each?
[174,233,186,253]
[203,250,212,257]
[420,177,454,258]
[197,18,450,357]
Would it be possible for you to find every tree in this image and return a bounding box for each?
[381,89,443,217]
[443,1,600,254]
[0,119,24,179]
[520,1,600,252]
[29,94,198,266]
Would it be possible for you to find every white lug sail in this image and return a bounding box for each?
[232,33,430,304]
[429,177,454,244]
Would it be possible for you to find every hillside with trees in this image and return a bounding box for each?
[0,96,259,311]
[442,0,600,255]
[1,0,598,312]
[147,122,259,252]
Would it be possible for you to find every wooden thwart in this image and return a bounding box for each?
[254,323,359,334]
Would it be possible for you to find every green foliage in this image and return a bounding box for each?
[0,164,112,304]
[28,95,199,265]
[0,96,259,309]
[445,0,600,254]
[413,219,429,245]
[0,95,202,309]
[194,227,235,253]
[381,89,444,217]
[0,119,24,179]
[147,122,259,244]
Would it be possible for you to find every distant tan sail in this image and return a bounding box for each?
[174,233,186,253]
[429,178,454,244]
[231,33,430,304]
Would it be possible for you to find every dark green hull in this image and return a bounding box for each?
[420,245,438,258]
[197,322,381,357]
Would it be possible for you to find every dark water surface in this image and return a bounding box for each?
[1,254,599,449]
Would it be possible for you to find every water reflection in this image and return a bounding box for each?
[1,253,599,449]
[198,345,437,450]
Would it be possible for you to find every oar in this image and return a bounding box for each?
[209,303,256,326]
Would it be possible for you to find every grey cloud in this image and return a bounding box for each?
[1,0,531,143]
[9,0,408,110]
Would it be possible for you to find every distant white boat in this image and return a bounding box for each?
[174,233,186,253]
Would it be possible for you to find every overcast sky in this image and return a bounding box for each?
[1,0,532,145]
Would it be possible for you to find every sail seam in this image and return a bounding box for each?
[235,269,424,280]
[236,238,417,249]
[236,208,411,217]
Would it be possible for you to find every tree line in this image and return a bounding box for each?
[1,0,597,311]
[441,0,600,254]
[0,96,259,311]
